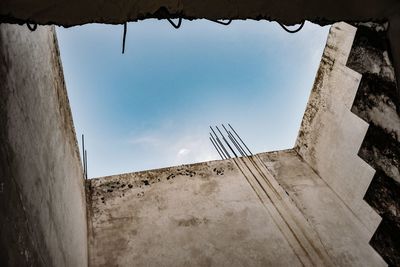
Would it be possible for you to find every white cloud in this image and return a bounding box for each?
[177,148,190,157]
[128,127,219,168]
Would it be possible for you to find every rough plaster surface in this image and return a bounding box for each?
[0,24,87,266]
[88,160,303,267]
[86,22,390,266]
[259,150,385,266]
[295,22,381,234]
[88,150,385,266]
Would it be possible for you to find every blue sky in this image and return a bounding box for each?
[56,20,329,178]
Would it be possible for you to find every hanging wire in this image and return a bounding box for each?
[278,21,305,33]
[26,23,37,32]
[122,22,127,54]
[208,19,232,26]
[167,18,182,29]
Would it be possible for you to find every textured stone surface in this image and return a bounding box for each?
[365,170,400,229]
[370,218,400,266]
[351,74,399,142]
[359,125,400,184]
[347,23,400,266]
[0,24,88,266]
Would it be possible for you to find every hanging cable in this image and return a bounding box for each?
[167,18,182,29]
[26,23,37,32]
[278,21,305,33]
[122,22,127,54]
[208,19,232,26]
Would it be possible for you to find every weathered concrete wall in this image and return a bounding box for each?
[88,159,304,267]
[88,150,385,266]
[0,24,88,266]
[347,22,400,266]
[1,0,399,26]
[2,0,399,96]
[87,22,392,266]
[259,150,385,266]
[295,22,381,234]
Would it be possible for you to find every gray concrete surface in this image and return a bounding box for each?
[295,22,381,234]
[0,14,396,266]
[87,22,389,266]
[2,0,399,96]
[260,150,385,266]
[88,160,302,266]
[1,0,399,26]
[0,24,88,266]
[88,150,385,266]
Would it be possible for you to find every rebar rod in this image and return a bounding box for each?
[211,133,227,159]
[210,126,231,158]
[229,132,247,157]
[82,134,86,178]
[209,137,224,160]
[222,124,244,157]
[228,123,253,156]
[228,130,248,157]
[84,150,88,179]
[216,126,237,158]
[210,133,226,159]
[122,22,127,54]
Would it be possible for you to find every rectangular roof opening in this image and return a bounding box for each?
[56,19,330,178]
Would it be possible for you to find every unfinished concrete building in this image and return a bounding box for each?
[1,1,399,266]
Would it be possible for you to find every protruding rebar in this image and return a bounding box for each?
[27,23,37,31]
[208,19,232,26]
[84,150,88,179]
[210,133,227,159]
[210,126,231,158]
[122,22,127,54]
[228,130,247,157]
[82,134,86,179]
[167,18,182,29]
[209,137,224,160]
[228,123,253,156]
[216,126,237,158]
[221,124,243,157]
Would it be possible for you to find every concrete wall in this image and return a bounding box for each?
[88,150,385,266]
[347,22,400,266]
[87,22,392,266]
[0,24,88,266]
[88,159,305,267]
[295,21,400,265]
[2,0,399,96]
[295,22,381,234]
[0,0,399,26]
